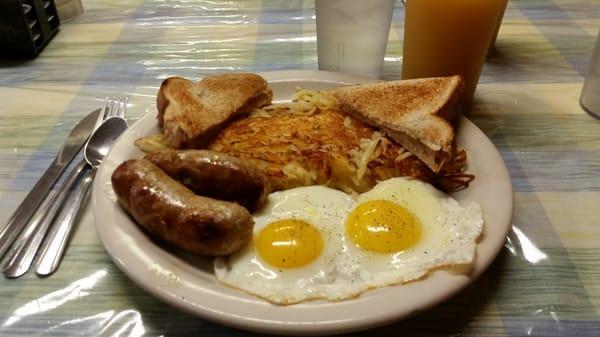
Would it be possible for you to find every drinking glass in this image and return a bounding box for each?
[401,0,508,113]
[315,0,395,79]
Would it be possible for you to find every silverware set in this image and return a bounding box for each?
[0,97,129,278]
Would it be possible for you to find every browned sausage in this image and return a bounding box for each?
[111,159,253,256]
[144,150,270,211]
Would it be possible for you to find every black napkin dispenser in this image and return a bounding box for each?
[0,0,60,58]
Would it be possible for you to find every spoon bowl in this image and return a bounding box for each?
[85,117,129,167]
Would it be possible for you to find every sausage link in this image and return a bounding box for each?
[144,150,269,211]
[111,159,253,256]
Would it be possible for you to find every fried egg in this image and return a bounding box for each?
[344,177,484,288]
[214,178,483,304]
[214,186,357,304]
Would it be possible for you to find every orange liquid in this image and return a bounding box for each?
[402,0,508,112]
[488,0,508,54]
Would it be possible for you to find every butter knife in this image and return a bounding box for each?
[0,109,102,259]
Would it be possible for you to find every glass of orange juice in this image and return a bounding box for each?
[488,0,509,54]
[401,0,508,113]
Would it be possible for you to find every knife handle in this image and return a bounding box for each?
[36,166,95,276]
[0,109,101,260]
[1,161,89,278]
[0,158,63,259]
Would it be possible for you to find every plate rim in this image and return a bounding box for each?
[93,69,513,335]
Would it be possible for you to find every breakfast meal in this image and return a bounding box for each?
[137,77,473,193]
[112,72,484,304]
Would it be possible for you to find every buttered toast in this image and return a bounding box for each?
[331,76,464,173]
[157,73,273,149]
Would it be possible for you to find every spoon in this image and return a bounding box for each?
[34,117,129,277]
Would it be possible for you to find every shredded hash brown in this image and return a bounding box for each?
[136,89,473,193]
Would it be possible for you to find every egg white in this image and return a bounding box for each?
[214,186,360,304]
[345,177,484,288]
[214,178,484,304]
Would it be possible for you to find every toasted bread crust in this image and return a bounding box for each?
[331,76,464,172]
[157,73,273,149]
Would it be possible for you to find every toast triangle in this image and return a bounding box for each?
[331,76,464,172]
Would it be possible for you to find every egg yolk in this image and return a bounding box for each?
[346,200,421,253]
[256,219,323,269]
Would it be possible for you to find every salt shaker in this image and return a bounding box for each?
[580,27,600,119]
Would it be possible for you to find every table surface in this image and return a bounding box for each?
[1,0,600,336]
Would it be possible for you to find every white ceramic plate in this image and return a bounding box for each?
[93,70,513,335]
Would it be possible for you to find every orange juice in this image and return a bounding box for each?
[488,0,508,54]
[402,0,508,112]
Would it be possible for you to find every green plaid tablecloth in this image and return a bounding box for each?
[1,0,600,335]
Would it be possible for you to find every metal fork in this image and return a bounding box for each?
[34,98,127,276]
[2,97,128,278]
